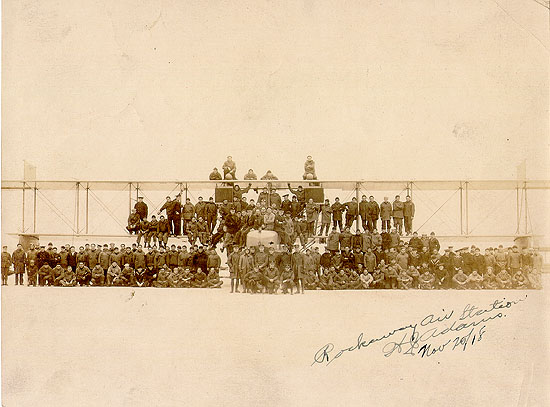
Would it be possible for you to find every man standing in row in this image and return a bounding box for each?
[367,196,380,232]
[380,197,392,232]
[2,246,12,285]
[12,243,27,285]
[392,195,404,235]
[344,197,358,231]
[403,195,415,235]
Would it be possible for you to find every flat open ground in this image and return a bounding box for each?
[2,277,549,407]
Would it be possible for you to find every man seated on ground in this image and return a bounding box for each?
[280,265,295,294]
[263,261,280,294]
[418,268,435,290]
[512,269,528,289]
[303,268,319,290]
[134,267,146,287]
[371,267,385,289]
[107,262,122,286]
[90,264,104,286]
[318,267,333,290]
[191,267,208,288]
[75,262,91,286]
[176,268,191,288]
[384,260,399,289]
[495,268,512,289]
[483,267,499,290]
[467,269,483,289]
[38,263,53,286]
[206,268,223,288]
[119,264,135,286]
[60,266,76,287]
[397,268,413,290]
[168,267,182,288]
[246,266,264,294]
[144,266,157,287]
[360,269,374,289]
[347,269,363,289]
[406,266,420,289]
[153,266,171,288]
[452,268,469,289]
[52,265,65,286]
[333,268,348,290]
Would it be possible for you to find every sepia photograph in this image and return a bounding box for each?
[1,0,549,406]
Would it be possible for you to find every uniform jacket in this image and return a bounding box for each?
[403,201,415,217]
[380,202,392,220]
[392,200,404,218]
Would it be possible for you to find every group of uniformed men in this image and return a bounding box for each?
[224,234,544,293]
[1,240,543,291]
[208,155,318,181]
[126,188,419,253]
[1,242,223,288]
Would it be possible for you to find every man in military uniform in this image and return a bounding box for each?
[280,265,295,294]
[90,264,105,286]
[158,196,175,235]
[51,265,65,286]
[452,268,469,289]
[127,209,141,234]
[2,246,12,285]
[209,167,223,180]
[392,195,404,235]
[222,156,237,179]
[205,197,218,233]
[380,197,392,233]
[418,267,435,289]
[206,268,223,288]
[182,198,195,235]
[191,267,208,288]
[106,262,121,286]
[74,262,91,286]
[403,195,415,235]
[146,215,159,248]
[287,184,305,205]
[134,196,148,220]
[367,196,380,232]
[290,196,302,219]
[344,197,359,231]
[507,246,522,276]
[194,196,208,221]
[303,155,317,180]
[244,169,258,180]
[27,260,38,286]
[495,268,512,289]
[60,267,76,286]
[158,215,170,248]
[261,170,279,180]
[12,243,26,285]
[318,199,332,238]
[359,195,369,232]
[137,218,149,247]
[330,197,344,232]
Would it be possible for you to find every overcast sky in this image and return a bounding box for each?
[2,0,549,182]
